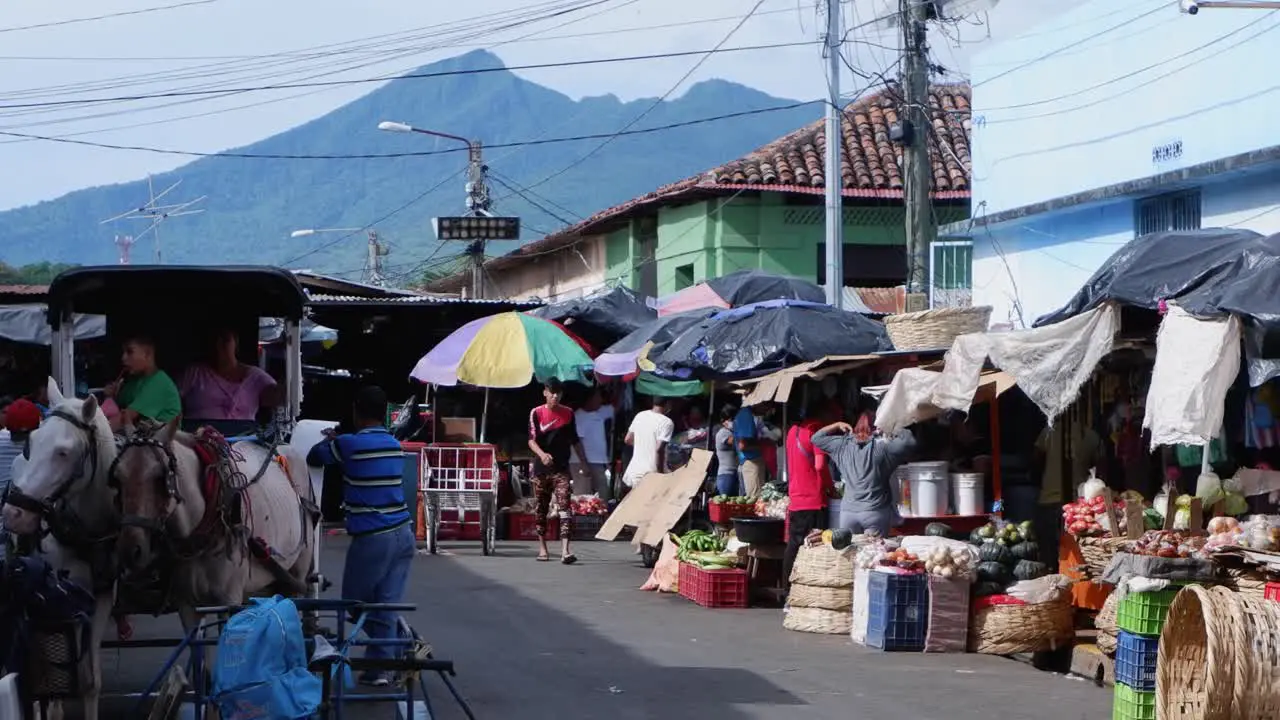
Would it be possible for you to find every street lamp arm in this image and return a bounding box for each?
[377,120,475,150]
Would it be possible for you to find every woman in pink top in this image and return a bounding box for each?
[180,328,278,422]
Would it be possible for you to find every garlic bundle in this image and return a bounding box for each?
[924,545,975,580]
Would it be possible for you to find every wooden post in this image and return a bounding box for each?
[1123,498,1145,540]
[1100,487,1120,538]
[989,388,1002,516]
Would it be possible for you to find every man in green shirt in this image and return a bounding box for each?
[106,335,182,432]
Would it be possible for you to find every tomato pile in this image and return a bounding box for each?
[1061,496,1125,536]
[570,495,610,516]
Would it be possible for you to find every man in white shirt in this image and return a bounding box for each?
[573,390,616,500]
[623,396,674,490]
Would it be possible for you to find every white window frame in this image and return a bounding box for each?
[930,239,973,309]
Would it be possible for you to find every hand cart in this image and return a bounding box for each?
[419,443,498,555]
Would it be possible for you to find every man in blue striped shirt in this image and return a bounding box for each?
[308,385,414,687]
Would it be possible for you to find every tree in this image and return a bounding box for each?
[0,261,78,285]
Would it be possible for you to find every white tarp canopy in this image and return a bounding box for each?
[0,304,105,345]
[1142,303,1240,449]
[876,303,1120,434]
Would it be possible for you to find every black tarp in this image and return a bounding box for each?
[704,269,826,306]
[529,285,656,348]
[651,299,892,378]
[1035,228,1280,327]
[593,308,719,377]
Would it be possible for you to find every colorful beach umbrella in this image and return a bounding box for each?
[410,312,594,388]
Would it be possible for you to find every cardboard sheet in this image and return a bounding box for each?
[596,449,712,546]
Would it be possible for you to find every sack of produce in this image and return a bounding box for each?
[783,606,852,635]
[639,536,681,593]
[787,583,852,611]
[850,568,871,645]
[790,543,855,588]
[924,576,971,653]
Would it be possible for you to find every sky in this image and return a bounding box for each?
[0,0,1056,211]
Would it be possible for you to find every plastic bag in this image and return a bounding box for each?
[640,536,680,593]
[1195,470,1224,507]
[1005,574,1071,604]
[1079,469,1106,501]
[1223,492,1249,516]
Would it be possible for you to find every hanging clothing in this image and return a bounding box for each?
[1245,387,1278,450]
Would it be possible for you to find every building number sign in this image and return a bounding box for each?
[1152,140,1183,164]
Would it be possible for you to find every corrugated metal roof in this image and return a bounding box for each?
[307,293,541,307]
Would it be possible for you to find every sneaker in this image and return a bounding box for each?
[358,672,390,688]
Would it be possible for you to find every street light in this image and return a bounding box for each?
[290,227,363,238]
[289,227,388,287]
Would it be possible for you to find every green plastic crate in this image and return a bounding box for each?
[1113,682,1156,720]
[1117,588,1180,637]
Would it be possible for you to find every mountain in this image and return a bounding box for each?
[0,50,820,279]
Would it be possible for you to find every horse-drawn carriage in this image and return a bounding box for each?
[1,265,470,720]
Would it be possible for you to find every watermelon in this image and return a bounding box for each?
[924,522,953,537]
[1013,560,1050,581]
[1010,541,1040,562]
[976,561,1012,584]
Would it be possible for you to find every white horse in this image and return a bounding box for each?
[111,413,318,632]
[1,380,120,720]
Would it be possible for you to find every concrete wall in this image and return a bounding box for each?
[972,165,1280,328]
[486,235,606,301]
[970,0,1280,215]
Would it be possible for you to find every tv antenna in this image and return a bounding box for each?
[100,175,206,263]
[114,235,136,264]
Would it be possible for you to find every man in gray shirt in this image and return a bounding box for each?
[714,405,740,495]
[811,410,916,537]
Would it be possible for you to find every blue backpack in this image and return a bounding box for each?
[211,596,321,720]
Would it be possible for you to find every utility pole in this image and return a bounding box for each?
[365,230,389,286]
[900,0,934,310]
[465,141,491,299]
[823,0,844,309]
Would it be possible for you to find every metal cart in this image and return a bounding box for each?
[419,443,499,555]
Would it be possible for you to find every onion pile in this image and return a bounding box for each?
[924,545,974,580]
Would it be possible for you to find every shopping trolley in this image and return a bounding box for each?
[419,443,499,555]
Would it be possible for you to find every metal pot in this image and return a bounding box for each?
[731,516,785,545]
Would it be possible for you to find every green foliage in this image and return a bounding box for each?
[0,51,819,276]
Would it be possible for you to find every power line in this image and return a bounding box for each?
[0,0,217,34]
[512,0,771,195]
[489,176,579,226]
[971,1,1174,90]
[490,173,584,221]
[0,41,818,111]
[0,100,822,158]
[978,11,1278,116]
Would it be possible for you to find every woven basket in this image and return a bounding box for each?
[882,305,993,352]
[1215,565,1272,603]
[968,595,1074,655]
[1230,593,1280,719]
[1077,535,1127,580]
[787,582,852,611]
[789,544,854,588]
[784,606,852,635]
[1157,585,1237,720]
[1096,589,1121,656]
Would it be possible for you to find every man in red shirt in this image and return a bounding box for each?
[528,379,588,564]
[784,401,834,587]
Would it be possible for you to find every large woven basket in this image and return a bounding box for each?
[789,544,854,588]
[882,305,993,352]
[1077,536,1128,580]
[1157,585,1240,720]
[787,582,852,611]
[968,595,1074,655]
[1214,565,1272,603]
[784,606,852,635]
[1095,589,1121,656]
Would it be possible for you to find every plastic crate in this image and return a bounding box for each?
[1265,582,1280,603]
[865,571,928,651]
[678,562,749,609]
[572,514,607,540]
[505,512,559,541]
[1117,588,1179,637]
[708,503,754,524]
[1114,631,1159,692]
[1112,682,1156,720]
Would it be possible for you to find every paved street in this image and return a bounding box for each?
[93,535,1111,719]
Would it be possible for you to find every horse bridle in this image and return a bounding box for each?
[110,428,184,534]
[2,409,102,525]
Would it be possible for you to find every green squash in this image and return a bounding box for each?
[1010,541,1040,562]
[976,561,1012,585]
[973,581,1007,597]
[978,541,1013,565]
[1013,560,1050,582]
[925,522,953,538]
[830,528,854,551]
[968,527,987,545]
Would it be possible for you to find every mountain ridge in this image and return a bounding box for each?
[0,50,820,278]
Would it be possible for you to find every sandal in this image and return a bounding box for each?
[561,554,578,565]
[536,554,550,562]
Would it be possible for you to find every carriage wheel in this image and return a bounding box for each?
[480,496,495,556]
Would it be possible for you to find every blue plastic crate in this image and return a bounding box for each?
[865,571,929,651]
[1115,630,1159,692]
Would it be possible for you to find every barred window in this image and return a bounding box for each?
[1135,189,1201,237]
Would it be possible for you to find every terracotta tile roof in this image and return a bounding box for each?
[0,284,48,297]
[853,286,906,315]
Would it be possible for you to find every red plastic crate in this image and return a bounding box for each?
[505,512,559,541]
[708,503,754,524]
[1266,582,1280,603]
[678,562,749,609]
